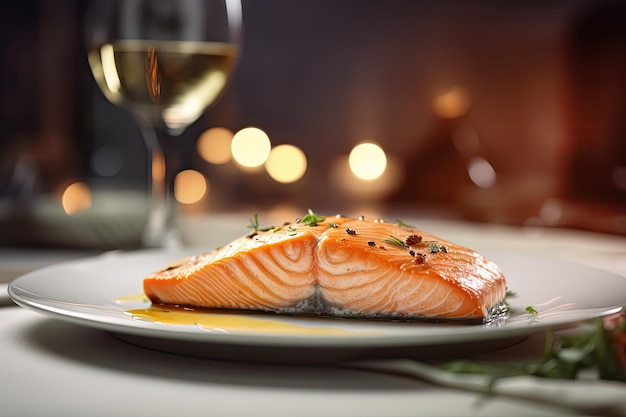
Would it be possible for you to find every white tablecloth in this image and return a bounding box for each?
[1,213,625,417]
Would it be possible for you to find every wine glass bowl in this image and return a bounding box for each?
[89,40,238,134]
[85,0,241,247]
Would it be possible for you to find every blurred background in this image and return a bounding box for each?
[1,0,625,249]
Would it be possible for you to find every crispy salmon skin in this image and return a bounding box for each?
[144,213,507,321]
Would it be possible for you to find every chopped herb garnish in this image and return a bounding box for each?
[395,219,415,230]
[299,209,325,227]
[426,241,448,253]
[247,213,275,233]
[248,213,260,232]
[287,227,297,236]
[525,305,538,314]
[383,235,409,249]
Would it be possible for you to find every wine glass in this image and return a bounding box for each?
[85,0,242,247]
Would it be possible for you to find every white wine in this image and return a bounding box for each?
[89,40,238,132]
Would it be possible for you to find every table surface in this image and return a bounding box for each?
[1,213,625,417]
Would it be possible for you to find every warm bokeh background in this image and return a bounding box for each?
[1,0,625,249]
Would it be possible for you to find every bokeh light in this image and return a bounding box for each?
[174,169,208,204]
[539,198,564,226]
[331,154,403,200]
[433,87,472,119]
[231,127,271,168]
[197,127,234,164]
[62,182,92,215]
[348,142,387,180]
[467,156,496,188]
[265,144,307,183]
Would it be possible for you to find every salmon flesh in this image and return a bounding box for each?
[144,214,507,321]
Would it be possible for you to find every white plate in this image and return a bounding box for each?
[8,248,626,362]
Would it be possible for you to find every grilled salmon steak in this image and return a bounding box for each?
[144,213,507,321]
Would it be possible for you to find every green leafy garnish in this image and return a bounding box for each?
[505,288,517,299]
[426,241,449,253]
[247,213,274,233]
[299,209,325,227]
[525,305,538,315]
[383,236,408,249]
[503,288,517,308]
[394,219,415,230]
[248,213,261,232]
[442,311,626,382]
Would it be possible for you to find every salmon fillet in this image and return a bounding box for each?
[144,214,507,321]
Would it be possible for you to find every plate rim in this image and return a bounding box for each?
[8,248,626,349]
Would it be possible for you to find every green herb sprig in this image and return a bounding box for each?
[383,235,408,249]
[425,241,449,253]
[299,209,325,227]
[394,219,415,230]
[248,213,260,231]
[504,288,517,308]
[505,288,517,299]
[247,213,275,233]
[525,305,538,315]
[443,311,626,383]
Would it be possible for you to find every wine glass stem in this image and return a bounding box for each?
[139,120,181,248]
